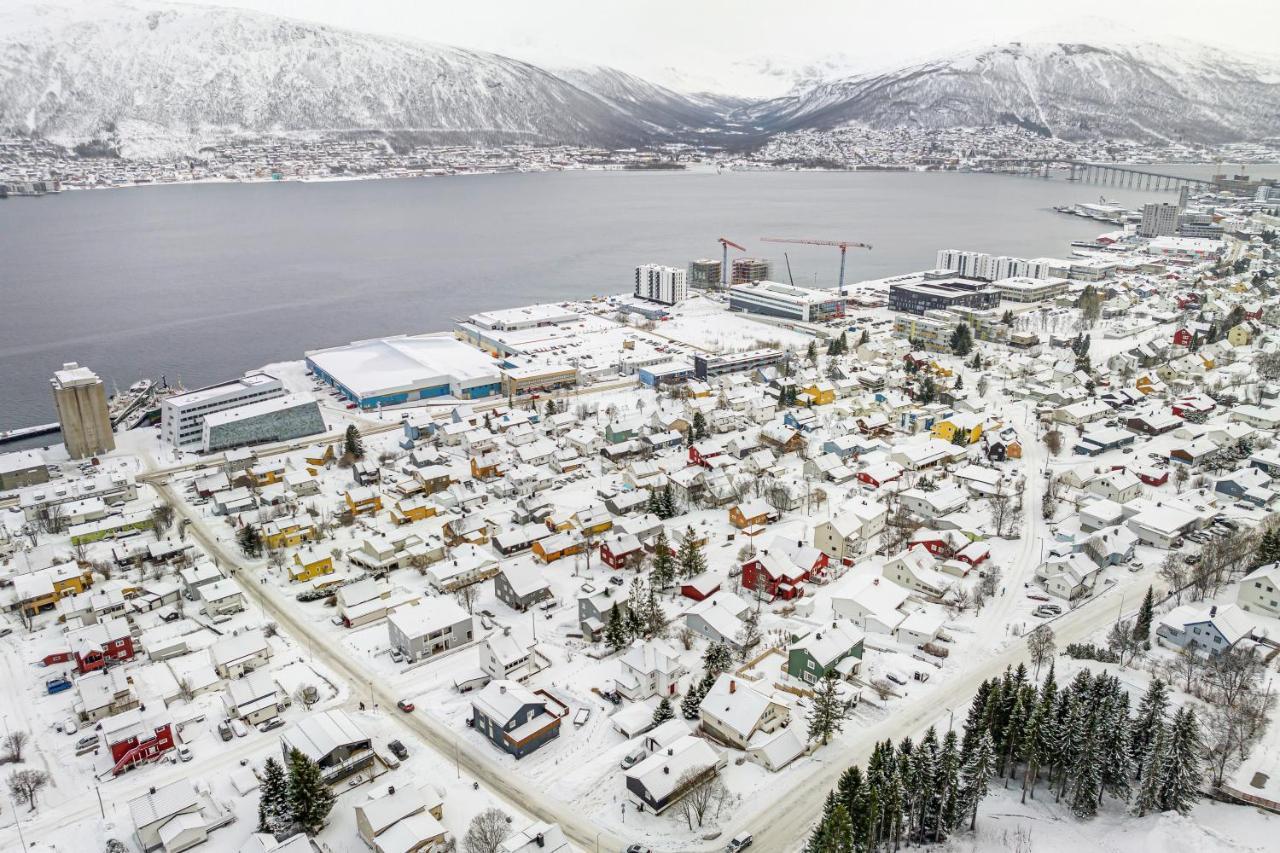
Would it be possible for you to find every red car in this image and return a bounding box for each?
[397,700,415,713]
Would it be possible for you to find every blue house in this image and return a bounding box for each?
[470,681,561,759]
[1213,468,1275,507]
[1155,604,1255,657]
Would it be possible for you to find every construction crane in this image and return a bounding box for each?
[717,237,746,288]
[760,237,872,296]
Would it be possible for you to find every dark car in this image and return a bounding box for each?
[388,740,409,760]
[161,611,182,623]
[397,700,415,713]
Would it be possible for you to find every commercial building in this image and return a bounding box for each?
[1139,202,1178,238]
[730,257,771,285]
[161,372,284,448]
[689,259,722,289]
[889,278,1000,316]
[992,276,1070,303]
[499,363,578,397]
[1146,236,1225,259]
[50,362,115,459]
[1177,213,1225,240]
[0,449,48,491]
[634,264,688,305]
[729,280,844,322]
[307,334,502,409]
[692,349,784,380]
[200,393,325,453]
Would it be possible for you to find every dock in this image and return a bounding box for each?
[0,422,60,445]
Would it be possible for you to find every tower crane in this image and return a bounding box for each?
[760,237,872,296]
[717,237,746,288]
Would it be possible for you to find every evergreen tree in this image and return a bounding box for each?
[1020,700,1046,804]
[919,375,937,405]
[804,792,840,853]
[807,671,850,746]
[651,530,676,589]
[702,641,734,676]
[950,323,974,356]
[1131,679,1170,781]
[642,584,667,637]
[1098,686,1134,805]
[1069,718,1103,818]
[1253,528,1280,568]
[960,731,996,830]
[677,526,708,578]
[826,803,854,853]
[659,485,677,519]
[646,490,663,518]
[692,411,708,440]
[680,672,715,719]
[938,729,962,838]
[1156,707,1202,815]
[858,330,869,347]
[954,374,963,391]
[625,576,648,637]
[237,524,263,558]
[1134,587,1155,648]
[343,424,365,459]
[807,340,818,364]
[545,399,556,419]
[651,696,675,727]
[999,688,1029,782]
[604,604,628,651]
[1132,725,1167,817]
[259,756,291,835]
[287,747,335,836]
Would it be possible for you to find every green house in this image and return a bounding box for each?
[787,625,865,684]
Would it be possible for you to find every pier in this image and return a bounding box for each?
[0,422,60,445]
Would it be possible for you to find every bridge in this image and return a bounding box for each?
[971,158,1214,191]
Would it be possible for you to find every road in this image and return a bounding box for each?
[149,477,629,853]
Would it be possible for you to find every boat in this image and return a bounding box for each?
[108,379,154,429]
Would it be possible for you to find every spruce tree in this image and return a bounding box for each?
[238,524,263,557]
[680,672,715,719]
[604,604,628,651]
[1157,707,1203,815]
[677,526,708,578]
[938,729,962,838]
[1134,586,1155,648]
[646,490,663,518]
[1069,720,1102,818]
[651,530,676,589]
[343,424,364,459]
[1020,701,1046,804]
[960,731,996,830]
[1131,678,1170,781]
[259,755,291,835]
[659,485,677,519]
[287,747,335,836]
[1098,681,1134,805]
[702,641,733,676]
[651,696,675,727]
[807,671,850,746]
[1132,725,1167,817]
[692,411,708,440]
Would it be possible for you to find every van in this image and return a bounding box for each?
[726,833,754,851]
[620,746,647,770]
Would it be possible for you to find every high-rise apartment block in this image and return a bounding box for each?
[730,257,771,286]
[1139,203,1178,238]
[633,264,688,305]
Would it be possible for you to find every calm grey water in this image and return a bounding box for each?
[0,166,1233,439]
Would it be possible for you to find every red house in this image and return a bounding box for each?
[1172,328,1192,347]
[101,710,175,775]
[955,541,991,567]
[856,462,903,490]
[1135,466,1170,487]
[740,545,826,601]
[688,441,726,469]
[908,529,962,558]
[599,533,643,570]
[68,617,136,674]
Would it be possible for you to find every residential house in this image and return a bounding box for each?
[281,709,374,784]
[882,546,952,599]
[698,674,791,749]
[387,599,474,662]
[615,640,687,701]
[494,563,552,612]
[683,591,749,648]
[787,624,865,684]
[223,670,287,726]
[1034,552,1102,601]
[354,786,448,853]
[471,681,562,759]
[1238,564,1280,619]
[209,629,272,679]
[624,734,723,814]
[1156,604,1255,657]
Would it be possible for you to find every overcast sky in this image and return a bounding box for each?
[184,0,1278,96]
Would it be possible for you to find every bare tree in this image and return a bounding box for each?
[463,808,511,853]
[672,766,729,830]
[676,626,696,651]
[454,584,479,615]
[987,479,1017,538]
[1025,625,1055,679]
[1159,553,1190,605]
[2,731,27,763]
[1043,430,1063,457]
[1106,619,1144,668]
[1167,647,1203,694]
[8,769,49,811]
[152,504,176,534]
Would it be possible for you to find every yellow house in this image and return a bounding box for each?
[931,413,984,445]
[344,487,383,517]
[1227,324,1253,347]
[1135,374,1157,395]
[303,444,335,472]
[13,561,92,616]
[260,517,319,550]
[929,361,953,378]
[247,461,287,488]
[687,380,713,399]
[290,547,335,582]
[800,383,836,406]
[388,496,438,525]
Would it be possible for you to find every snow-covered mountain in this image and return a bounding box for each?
[736,41,1280,143]
[0,1,725,156]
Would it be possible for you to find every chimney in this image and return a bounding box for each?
[149,787,156,795]
[729,679,736,694]
[499,685,507,694]
[388,785,396,795]
[664,766,670,774]
[1210,605,1217,617]
[535,834,545,848]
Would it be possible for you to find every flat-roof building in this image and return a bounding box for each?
[307,335,502,409]
[634,264,687,305]
[689,259,722,289]
[993,276,1071,303]
[889,278,1000,316]
[161,372,284,448]
[693,349,784,380]
[201,393,325,453]
[729,280,843,322]
[731,257,771,285]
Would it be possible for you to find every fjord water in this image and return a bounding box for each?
[0,168,1200,432]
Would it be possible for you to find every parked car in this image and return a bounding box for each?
[258,719,286,733]
[397,700,415,713]
[218,721,234,742]
[63,717,78,735]
[161,611,182,623]
[726,833,754,852]
[388,740,409,760]
[231,720,249,738]
[627,846,653,853]
[886,671,907,686]
[177,747,193,762]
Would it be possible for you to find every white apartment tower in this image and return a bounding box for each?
[1140,203,1178,238]
[633,264,688,305]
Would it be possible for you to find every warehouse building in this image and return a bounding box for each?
[306,335,502,409]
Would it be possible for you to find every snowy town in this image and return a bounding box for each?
[3,177,1280,853]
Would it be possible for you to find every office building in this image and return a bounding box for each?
[307,334,502,409]
[1139,203,1178,238]
[731,257,771,286]
[201,393,325,453]
[889,278,1000,316]
[993,276,1071,303]
[161,372,285,448]
[693,349,784,380]
[689,259,722,289]
[634,264,688,305]
[729,280,844,322]
[1177,213,1224,240]
[50,363,115,460]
